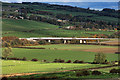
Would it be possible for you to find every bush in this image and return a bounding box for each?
[53,59,58,63]
[59,59,65,63]
[1,77,8,80]
[73,60,80,63]
[76,72,83,76]
[117,69,120,74]
[66,60,72,63]
[76,70,90,76]
[31,58,38,61]
[73,60,84,63]
[22,57,27,61]
[79,61,84,63]
[91,62,98,64]
[92,70,101,75]
[2,57,5,59]
[7,57,22,60]
[110,68,118,73]
[42,60,47,62]
[82,70,90,76]
[53,59,65,63]
[93,52,107,64]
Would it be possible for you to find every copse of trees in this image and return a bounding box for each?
[93,52,108,64]
[29,15,63,26]
[56,14,72,20]
[30,11,54,15]
[2,46,13,60]
[3,2,119,31]
[102,8,116,13]
[2,36,39,47]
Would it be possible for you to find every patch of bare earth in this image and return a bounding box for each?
[1,70,70,78]
[83,48,118,53]
[100,40,120,45]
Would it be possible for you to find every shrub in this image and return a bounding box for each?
[110,68,118,73]
[7,57,22,60]
[73,60,84,63]
[76,72,83,76]
[66,60,72,63]
[93,52,107,64]
[117,69,120,74]
[79,61,84,63]
[73,60,80,63]
[1,77,8,80]
[2,57,5,59]
[22,57,27,61]
[76,70,90,76]
[82,70,90,76]
[92,70,101,75]
[42,60,47,62]
[53,59,58,63]
[91,62,98,64]
[39,76,58,79]
[59,59,65,63]
[53,59,65,63]
[31,58,38,61]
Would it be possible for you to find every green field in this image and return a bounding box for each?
[98,66,119,73]
[7,44,118,62]
[2,60,107,74]
[10,71,118,79]
[2,19,115,38]
[43,9,118,23]
[28,44,117,50]
[7,63,118,79]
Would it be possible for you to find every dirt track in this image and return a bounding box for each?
[1,65,118,78]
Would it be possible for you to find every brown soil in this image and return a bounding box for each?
[0,70,70,78]
[100,40,120,45]
[83,48,118,53]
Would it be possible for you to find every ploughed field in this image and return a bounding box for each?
[8,44,118,62]
[2,60,108,75]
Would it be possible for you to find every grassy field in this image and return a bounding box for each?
[2,19,115,38]
[42,9,118,23]
[10,71,118,79]
[7,65,119,79]
[98,66,119,73]
[28,44,117,49]
[2,60,107,75]
[7,44,118,62]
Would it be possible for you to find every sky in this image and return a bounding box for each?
[1,0,120,3]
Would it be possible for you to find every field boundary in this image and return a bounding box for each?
[14,47,46,49]
[1,65,118,78]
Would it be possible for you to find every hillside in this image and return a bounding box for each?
[2,19,115,38]
[2,2,119,38]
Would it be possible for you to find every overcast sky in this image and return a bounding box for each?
[1,0,120,3]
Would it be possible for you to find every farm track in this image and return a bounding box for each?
[1,65,118,78]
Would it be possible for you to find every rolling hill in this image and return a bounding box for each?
[2,19,115,38]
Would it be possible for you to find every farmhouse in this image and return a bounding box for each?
[57,19,68,23]
[64,26,76,30]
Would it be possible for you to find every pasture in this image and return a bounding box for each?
[10,71,118,79]
[2,60,107,74]
[2,19,115,38]
[98,66,119,73]
[8,44,118,62]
